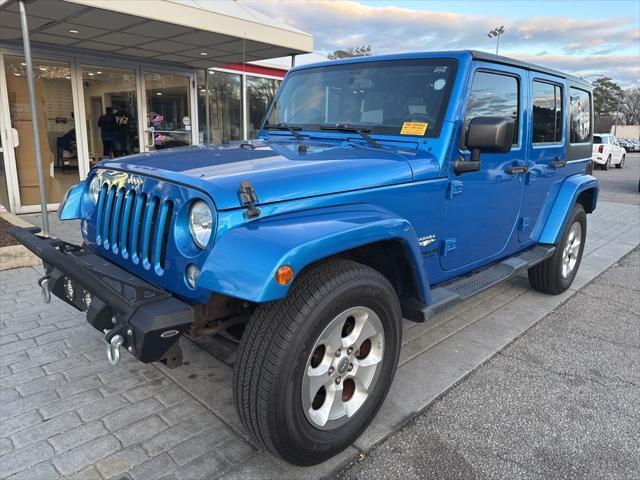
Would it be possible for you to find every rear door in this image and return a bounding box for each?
[519,74,566,243]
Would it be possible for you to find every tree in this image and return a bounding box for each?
[592,77,624,118]
[622,86,640,125]
[327,45,372,60]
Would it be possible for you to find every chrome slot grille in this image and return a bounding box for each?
[95,184,174,274]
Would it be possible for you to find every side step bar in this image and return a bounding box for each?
[401,245,555,322]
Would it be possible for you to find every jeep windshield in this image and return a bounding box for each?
[265,58,457,138]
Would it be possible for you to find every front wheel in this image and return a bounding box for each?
[233,259,401,465]
[528,203,586,294]
[616,155,625,169]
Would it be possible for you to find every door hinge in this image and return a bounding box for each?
[447,180,463,199]
[238,180,261,219]
[518,217,529,231]
[443,238,457,256]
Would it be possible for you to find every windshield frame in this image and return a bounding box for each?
[261,58,459,140]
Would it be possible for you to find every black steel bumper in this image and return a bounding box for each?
[12,226,193,364]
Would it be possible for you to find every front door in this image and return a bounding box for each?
[441,65,526,272]
[1,54,80,211]
[142,71,196,151]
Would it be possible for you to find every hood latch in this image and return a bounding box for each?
[238,180,261,219]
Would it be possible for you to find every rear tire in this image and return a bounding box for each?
[233,259,401,466]
[616,155,625,169]
[528,204,586,295]
[602,156,611,170]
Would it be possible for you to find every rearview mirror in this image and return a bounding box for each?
[455,116,515,175]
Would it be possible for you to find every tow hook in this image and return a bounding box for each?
[38,276,51,304]
[106,335,124,365]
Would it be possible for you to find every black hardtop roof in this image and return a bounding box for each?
[468,50,592,88]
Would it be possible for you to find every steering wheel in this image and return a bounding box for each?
[405,113,433,124]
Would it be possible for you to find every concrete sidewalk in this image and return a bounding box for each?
[337,247,640,480]
[1,197,638,480]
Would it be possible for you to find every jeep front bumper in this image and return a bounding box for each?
[12,227,194,365]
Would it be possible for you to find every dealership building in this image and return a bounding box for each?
[0,0,313,213]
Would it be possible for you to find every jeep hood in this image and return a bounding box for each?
[98,141,417,210]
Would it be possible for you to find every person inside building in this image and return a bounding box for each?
[114,107,131,157]
[97,107,117,158]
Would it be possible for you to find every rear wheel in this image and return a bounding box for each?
[233,259,401,465]
[528,203,586,295]
[616,155,625,169]
[602,155,611,170]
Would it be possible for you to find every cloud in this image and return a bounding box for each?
[243,0,639,86]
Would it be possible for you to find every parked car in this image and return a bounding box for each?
[593,133,626,169]
[627,139,640,152]
[13,50,598,466]
[618,138,634,152]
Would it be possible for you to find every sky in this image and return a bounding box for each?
[244,0,640,87]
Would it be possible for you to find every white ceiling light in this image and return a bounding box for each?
[96,71,102,74]
[87,72,94,76]
[156,92,163,95]
[68,29,79,34]
[199,52,208,56]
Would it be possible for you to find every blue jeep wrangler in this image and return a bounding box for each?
[15,50,597,465]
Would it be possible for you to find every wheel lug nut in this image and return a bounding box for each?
[348,363,353,372]
[328,367,334,375]
[335,376,341,384]
[347,347,353,355]
[335,349,341,357]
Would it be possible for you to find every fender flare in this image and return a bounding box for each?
[538,174,598,245]
[58,181,86,220]
[198,204,430,304]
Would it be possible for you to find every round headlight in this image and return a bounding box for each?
[88,176,101,204]
[189,200,213,249]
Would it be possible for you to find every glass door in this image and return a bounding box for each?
[143,71,195,151]
[2,55,80,209]
[80,65,139,166]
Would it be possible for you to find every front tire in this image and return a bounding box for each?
[233,259,401,465]
[528,203,586,294]
[616,155,625,169]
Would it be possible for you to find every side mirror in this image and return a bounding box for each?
[455,116,515,175]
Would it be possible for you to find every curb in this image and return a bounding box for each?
[0,212,41,271]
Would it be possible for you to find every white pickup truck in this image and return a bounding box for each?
[593,133,626,169]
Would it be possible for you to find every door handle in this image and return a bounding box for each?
[507,165,529,175]
[550,160,567,169]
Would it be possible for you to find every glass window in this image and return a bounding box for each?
[247,75,281,139]
[198,70,242,144]
[3,55,79,206]
[569,88,591,144]
[81,65,138,165]
[532,81,563,144]
[144,72,192,150]
[593,135,603,144]
[463,71,519,147]
[266,59,457,137]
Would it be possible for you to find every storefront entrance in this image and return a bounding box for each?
[0,50,197,212]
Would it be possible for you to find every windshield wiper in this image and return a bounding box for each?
[264,122,304,141]
[320,123,381,149]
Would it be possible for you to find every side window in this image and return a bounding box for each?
[462,71,519,148]
[532,80,563,144]
[569,88,591,144]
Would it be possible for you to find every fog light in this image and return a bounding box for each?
[64,277,74,301]
[186,264,200,289]
[83,290,92,309]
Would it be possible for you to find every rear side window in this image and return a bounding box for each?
[462,71,519,147]
[569,88,591,144]
[593,135,602,144]
[532,81,563,144]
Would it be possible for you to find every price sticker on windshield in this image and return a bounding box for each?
[400,122,428,136]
